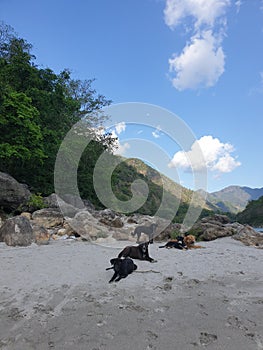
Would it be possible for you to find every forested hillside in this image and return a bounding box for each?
[0,22,112,195]
[236,196,263,227]
[0,22,214,222]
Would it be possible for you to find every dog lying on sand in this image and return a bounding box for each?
[159,236,187,250]
[159,235,205,250]
[106,257,137,283]
[118,242,156,262]
[131,223,157,244]
[183,235,205,249]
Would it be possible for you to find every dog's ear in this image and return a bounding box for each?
[110,258,119,265]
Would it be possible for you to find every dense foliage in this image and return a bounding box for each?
[236,196,263,227]
[0,22,111,194]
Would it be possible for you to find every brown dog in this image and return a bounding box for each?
[184,235,205,249]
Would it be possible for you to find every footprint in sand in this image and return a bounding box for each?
[199,332,218,346]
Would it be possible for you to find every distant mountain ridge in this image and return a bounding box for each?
[124,159,263,215]
[205,186,263,214]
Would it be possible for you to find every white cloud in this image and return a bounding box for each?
[235,1,242,13]
[168,135,241,173]
[169,30,225,90]
[115,122,126,135]
[164,0,230,90]
[113,141,130,156]
[164,0,230,30]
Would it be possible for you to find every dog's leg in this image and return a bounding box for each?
[136,232,141,243]
[106,266,114,270]
[146,256,156,263]
[115,274,128,282]
[109,271,118,283]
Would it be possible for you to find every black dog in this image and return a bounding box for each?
[159,236,187,250]
[118,242,156,262]
[106,257,137,283]
[131,223,157,243]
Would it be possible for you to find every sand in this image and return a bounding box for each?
[0,237,262,350]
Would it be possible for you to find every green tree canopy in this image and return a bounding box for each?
[0,21,112,194]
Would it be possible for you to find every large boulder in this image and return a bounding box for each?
[0,172,31,212]
[199,224,235,241]
[232,225,263,248]
[0,216,34,246]
[32,208,64,229]
[189,214,236,241]
[31,222,50,245]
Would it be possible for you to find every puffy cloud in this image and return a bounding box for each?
[164,0,230,90]
[115,122,126,134]
[168,135,241,173]
[164,0,230,30]
[169,30,225,90]
[114,141,130,156]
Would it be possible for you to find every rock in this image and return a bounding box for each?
[43,193,60,208]
[200,214,230,225]
[0,216,34,246]
[127,216,138,224]
[99,216,124,228]
[0,172,31,212]
[31,223,50,245]
[199,224,235,241]
[232,225,263,248]
[56,228,67,236]
[112,229,133,241]
[20,212,32,220]
[32,208,64,228]
[154,222,182,241]
[43,194,79,217]
[188,214,236,241]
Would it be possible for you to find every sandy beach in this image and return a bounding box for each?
[0,237,262,350]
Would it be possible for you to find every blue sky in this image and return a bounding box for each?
[1,0,263,193]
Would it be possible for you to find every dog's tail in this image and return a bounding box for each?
[105,266,114,270]
[159,245,166,248]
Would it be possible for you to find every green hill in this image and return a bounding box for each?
[236,196,263,227]
[100,157,214,222]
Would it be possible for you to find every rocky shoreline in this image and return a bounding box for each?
[1,171,262,248]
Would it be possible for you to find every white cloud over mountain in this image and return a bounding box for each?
[164,0,231,90]
[168,135,241,173]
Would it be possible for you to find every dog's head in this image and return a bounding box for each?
[184,235,196,247]
[110,258,122,266]
[139,242,149,254]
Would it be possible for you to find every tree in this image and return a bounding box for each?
[0,89,45,178]
[0,21,113,194]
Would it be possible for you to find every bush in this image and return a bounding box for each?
[26,193,47,212]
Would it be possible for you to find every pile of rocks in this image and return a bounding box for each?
[0,171,261,248]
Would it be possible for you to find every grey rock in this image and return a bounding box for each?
[0,172,31,211]
[0,216,34,246]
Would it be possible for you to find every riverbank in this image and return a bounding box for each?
[0,237,262,349]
